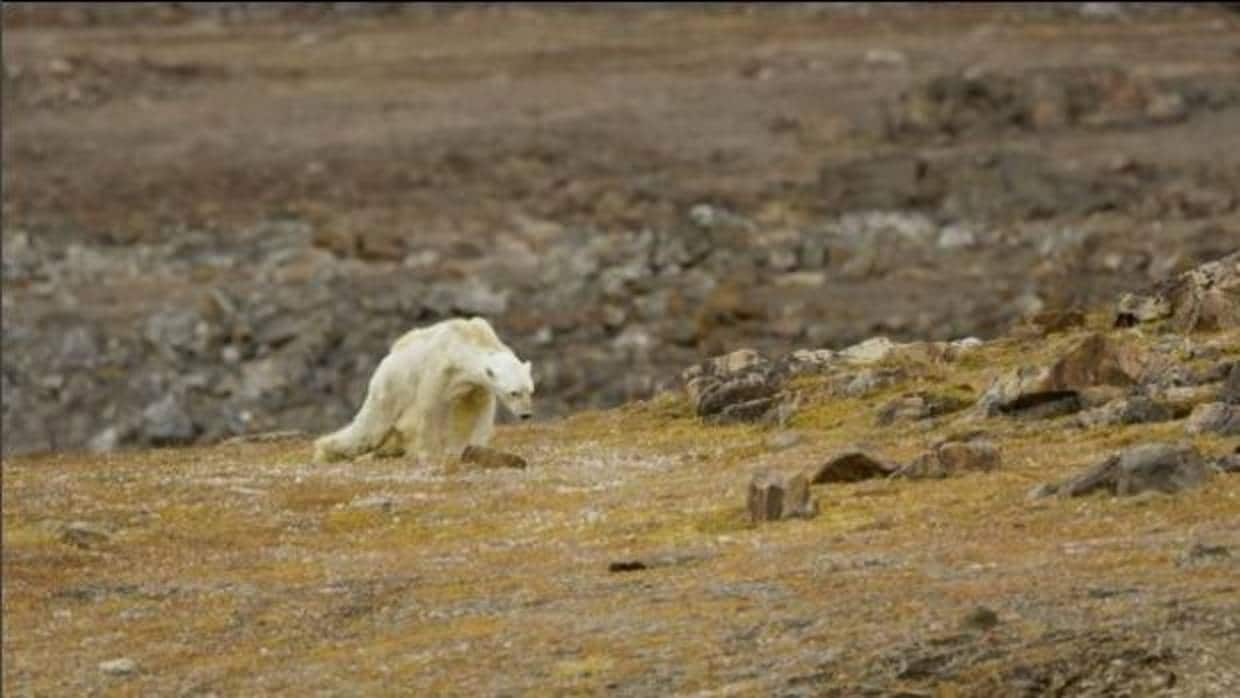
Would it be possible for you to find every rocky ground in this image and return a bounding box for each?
[3,250,1239,696]
[3,3,1240,456]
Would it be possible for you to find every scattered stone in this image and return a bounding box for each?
[961,606,1001,632]
[1185,402,1240,436]
[876,391,971,426]
[979,333,1144,418]
[811,450,900,484]
[1036,442,1213,498]
[864,48,908,67]
[1214,454,1240,474]
[460,445,528,470]
[1223,364,1240,405]
[766,431,804,451]
[1117,251,1240,332]
[1115,292,1172,327]
[1177,543,1231,568]
[683,350,785,424]
[60,522,110,549]
[839,337,897,365]
[896,440,1000,479]
[608,561,648,573]
[141,394,197,446]
[98,658,138,676]
[1074,396,1174,428]
[748,470,818,523]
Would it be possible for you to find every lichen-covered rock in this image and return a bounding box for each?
[461,445,528,470]
[1034,442,1212,498]
[896,439,1001,479]
[1185,402,1240,436]
[1074,396,1174,429]
[1115,250,1240,332]
[876,391,972,426]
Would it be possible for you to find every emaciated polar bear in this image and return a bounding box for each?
[313,317,534,463]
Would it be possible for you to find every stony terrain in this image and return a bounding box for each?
[3,6,1240,693]
[4,2,1240,455]
[4,252,1239,696]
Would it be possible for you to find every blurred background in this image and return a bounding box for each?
[3,2,1239,456]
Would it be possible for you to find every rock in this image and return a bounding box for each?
[896,440,1000,479]
[979,333,1144,418]
[1040,442,1213,498]
[1118,251,1240,331]
[608,561,648,573]
[1215,454,1240,474]
[936,440,1001,473]
[961,606,1001,632]
[87,426,123,453]
[811,450,899,484]
[1074,396,1174,428]
[141,394,197,446]
[1185,402,1240,436]
[748,470,817,522]
[876,391,971,426]
[1146,92,1188,124]
[783,349,836,377]
[840,368,909,399]
[61,522,110,549]
[1177,543,1231,568]
[1223,364,1240,405]
[460,445,528,470]
[937,224,977,250]
[1115,292,1172,327]
[864,48,908,67]
[98,658,138,676]
[838,337,897,365]
[682,350,785,424]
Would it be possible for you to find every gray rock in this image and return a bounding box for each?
[876,391,971,426]
[1185,402,1240,436]
[1215,454,1240,474]
[98,658,138,676]
[1074,396,1174,428]
[1040,442,1213,498]
[896,440,1000,480]
[1223,364,1240,405]
[61,522,110,549]
[141,394,197,446]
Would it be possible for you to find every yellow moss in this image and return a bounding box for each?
[322,508,387,534]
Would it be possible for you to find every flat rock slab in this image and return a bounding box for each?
[460,445,528,470]
[1033,442,1213,498]
[811,450,900,484]
[897,440,1001,479]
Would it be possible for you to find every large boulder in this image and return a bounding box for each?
[1032,443,1213,498]
[1115,250,1240,331]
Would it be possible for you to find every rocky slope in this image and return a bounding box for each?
[3,254,1239,697]
[4,3,1240,456]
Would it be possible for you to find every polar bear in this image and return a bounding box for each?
[313,317,534,464]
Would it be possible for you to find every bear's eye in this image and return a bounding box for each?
[509,391,519,397]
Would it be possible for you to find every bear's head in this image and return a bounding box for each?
[483,351,535,420]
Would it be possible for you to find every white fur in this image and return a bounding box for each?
[313,317,534,464]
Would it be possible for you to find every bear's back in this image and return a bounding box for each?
[391,317,507,354]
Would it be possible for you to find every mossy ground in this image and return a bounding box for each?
[4,327,1240,696]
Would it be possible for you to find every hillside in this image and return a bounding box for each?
[4,254,1239,697]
